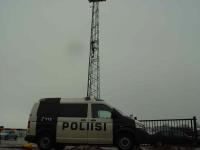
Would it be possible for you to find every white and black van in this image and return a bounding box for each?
[25,97,147,150]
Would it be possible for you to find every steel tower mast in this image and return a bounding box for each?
[87,0,106,99]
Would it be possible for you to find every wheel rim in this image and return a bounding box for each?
[40,137,51,149]
[119,137,131,150]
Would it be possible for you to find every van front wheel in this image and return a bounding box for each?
[38,134,54,150]
[117,133,134,150]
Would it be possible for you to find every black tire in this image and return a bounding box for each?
[117,133,134,150]
[55,144,65,150]
[38,134,54,150]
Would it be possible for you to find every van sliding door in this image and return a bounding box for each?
[56,103,88,144]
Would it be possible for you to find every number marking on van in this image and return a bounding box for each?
[41,116,53,122]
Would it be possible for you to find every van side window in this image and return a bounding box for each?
[37,103,59,117]
[92,104,112,118]
[59,104,88,118]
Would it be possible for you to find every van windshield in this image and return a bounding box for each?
[115,108,128,117]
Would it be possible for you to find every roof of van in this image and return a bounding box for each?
[39,97,105,104]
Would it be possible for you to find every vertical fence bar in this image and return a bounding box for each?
[160,120,161,134]
[191,119,194,139]
[187,119,189,136]
[157,121,159,134]
[179,120,181,136]
[150,121,152,134]
[146,121,148,133]
[166,120,167,132]
[149,121,151,134]
[153,120,155,133]
[193,116,198,141]
[182,120,184,136]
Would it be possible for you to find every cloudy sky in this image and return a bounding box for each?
[0,0,200,128]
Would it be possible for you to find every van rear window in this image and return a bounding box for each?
[37,103,88,118]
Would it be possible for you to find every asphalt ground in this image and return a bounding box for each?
[1,138,200,150]
[0,147,200,150]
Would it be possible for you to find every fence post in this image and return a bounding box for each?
[193,116,198,141]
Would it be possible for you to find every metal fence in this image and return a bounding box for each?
[136,116,198,144]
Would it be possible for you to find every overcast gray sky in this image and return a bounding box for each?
[0,0,200,128]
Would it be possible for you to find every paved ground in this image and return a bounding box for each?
[1,138,200,150]
[0,147,200,150]
[0,146,200,150]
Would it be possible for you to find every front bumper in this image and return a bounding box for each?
[25,135,37,143]
[134,128,149,144]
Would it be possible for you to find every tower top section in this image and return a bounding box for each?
[88,0,106,3]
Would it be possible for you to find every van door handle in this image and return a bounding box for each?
[91,119,96,122]
[81,119,86,121]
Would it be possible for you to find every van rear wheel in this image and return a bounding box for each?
[38,134,54,150]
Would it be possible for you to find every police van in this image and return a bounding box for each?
[25,97,147,150]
